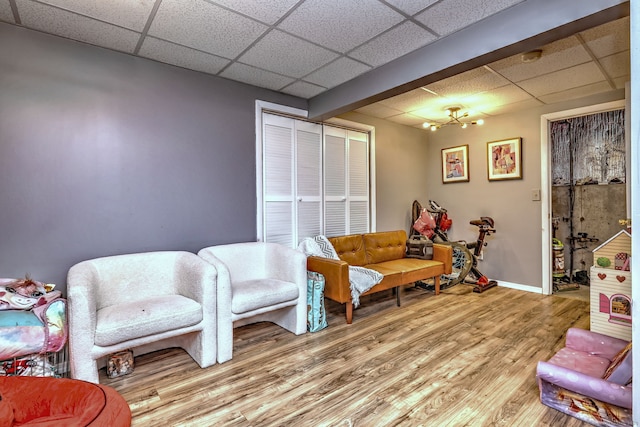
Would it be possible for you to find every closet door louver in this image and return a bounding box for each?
[263,115,295,247]
[324,132,347,237]
[295,123,322,245]
[348,135,369,234]
[323,127,369,237]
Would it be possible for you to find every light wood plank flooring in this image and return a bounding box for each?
[102,285,591,426]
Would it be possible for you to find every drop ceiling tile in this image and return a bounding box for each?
[281,80,326,99]
[517,62,605,97]
[379,88,440,112]
[355,103,404,119]
[149,0,268,59]
[489,36,591,82]
[464,84,533,111]
[425,67,510,98]
[415,0,523,36]
[0,0,14,22]
[35,0,155,31]
[220,62,295,91]
[139,37,230,75]
[383,0,438,16]
[16,0,139,53]
[210,0,299,25]
[482,98,544,116]
[349,21,437,67]
[599,51,630,80]
[277,0,403,53]
[409,103,454,121]
[537,81,613,105]
[580,16,629,58]
[304,57,370,89]
[238,30,339,78]
[384,113,425,127]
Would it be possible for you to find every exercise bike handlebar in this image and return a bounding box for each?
[427,199,446,213]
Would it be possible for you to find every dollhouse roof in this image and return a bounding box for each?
[592,229,631,253]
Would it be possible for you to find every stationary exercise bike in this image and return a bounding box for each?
[411,200,498,293]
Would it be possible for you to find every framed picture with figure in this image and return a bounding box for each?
[487,137,522,181]
[441,145,469,183]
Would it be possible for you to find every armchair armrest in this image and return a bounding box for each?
[433,244,452,274]
[266,244,307,286]
[564,327,628,360]
[306,256,351,303]
[173,252,218,306]
[67,263,99,341]
[537,361,632,409]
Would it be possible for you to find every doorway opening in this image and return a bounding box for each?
[540,99,627,296]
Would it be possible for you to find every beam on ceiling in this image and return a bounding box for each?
[307,0,629,121]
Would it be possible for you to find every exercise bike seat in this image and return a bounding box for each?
[470,217,495,228]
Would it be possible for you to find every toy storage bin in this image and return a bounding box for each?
[0,297,69,377]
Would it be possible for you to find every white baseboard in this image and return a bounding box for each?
[497,280,544,294]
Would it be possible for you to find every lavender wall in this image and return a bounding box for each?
[0,23,306,293]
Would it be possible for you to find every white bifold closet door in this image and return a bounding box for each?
[323,126,369,237]
[261,112,369,247]
[263,113,322,247]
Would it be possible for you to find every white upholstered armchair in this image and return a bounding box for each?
[67,251,217,383]
[197,242,307,363]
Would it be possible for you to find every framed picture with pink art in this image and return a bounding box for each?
[441,144,469,183]
[487,137,522,181]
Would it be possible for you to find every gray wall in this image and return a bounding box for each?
[0,23,306,292]
[424,90,626,289]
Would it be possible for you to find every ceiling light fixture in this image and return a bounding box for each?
[423,107,484,131]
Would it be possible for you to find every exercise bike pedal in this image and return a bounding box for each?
[473,280,498,293]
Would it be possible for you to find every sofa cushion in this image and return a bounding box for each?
[384,258,444,284]
[363,264,403,288]
[330,235,367,266]
[231,279,299,314]
[95,295,202,347]
[364,231,407,264]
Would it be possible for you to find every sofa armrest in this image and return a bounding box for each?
[536,361,632,409]
[564,327,628,359]
[306,256,351,303]
[432,244,452,274]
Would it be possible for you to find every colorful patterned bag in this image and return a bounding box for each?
[307,272,328,332]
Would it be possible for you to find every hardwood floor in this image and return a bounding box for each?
[102,285,591,426]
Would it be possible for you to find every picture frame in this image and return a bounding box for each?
[441,145,469,183]
[487,137,522,181]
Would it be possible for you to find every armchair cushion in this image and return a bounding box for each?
[232,279,299,315]
[95,295,202,347]
[547,347,611,379]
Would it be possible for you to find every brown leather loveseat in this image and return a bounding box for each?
[307,230,452,324]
